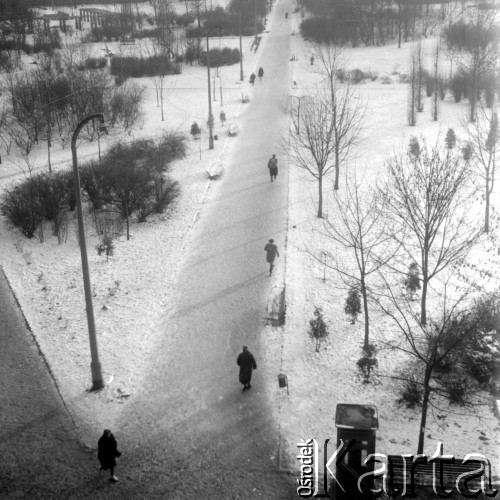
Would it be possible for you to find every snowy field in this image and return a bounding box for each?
[1,0,500,491]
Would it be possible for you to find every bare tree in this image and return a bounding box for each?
[431,42,440,122]
[378,283,480,454]
[463,106,499,233]
[407,45,419,126]
[319,180,398,348]
[381,136,479,324]
[190,0,204,58]
[311,43,365,190]
[311,43,346,103]
[445,7,499,122]
[287,91,336,218]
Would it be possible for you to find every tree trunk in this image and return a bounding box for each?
[420,276,427,325]
[125,203,130,240]
[334,152,339,191]
[361,277,369,348]
[318,173,323,218]
[398,0,402,49]
[485,175,490,233]
[417,365,432,454]
[160,82,164,122]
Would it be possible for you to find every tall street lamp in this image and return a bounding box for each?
[206,26,221,150]
[71,113,106,391]
[238,0,243,81]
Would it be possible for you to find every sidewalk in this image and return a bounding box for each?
[0,267,98,498]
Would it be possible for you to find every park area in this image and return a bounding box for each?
[0,0,499,497]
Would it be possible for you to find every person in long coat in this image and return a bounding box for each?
[237,346,257,391]
[98,429,121,482]
[267,154,278,182]
[264,238,279,275]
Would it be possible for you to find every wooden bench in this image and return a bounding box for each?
[386,454,495,496]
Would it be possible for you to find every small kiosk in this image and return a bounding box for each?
[334,403,379,500]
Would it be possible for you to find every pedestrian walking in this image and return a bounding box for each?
[267,154,278,182]
[258,66,264,78]
[249,72,256,85]
[98,429,121,482]
[264,238,279,275]
[237,346,257,391]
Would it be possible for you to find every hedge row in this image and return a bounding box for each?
[199,47,240,67]
[110,56,181,78]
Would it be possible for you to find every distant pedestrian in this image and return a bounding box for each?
[258,66,264,78]
[267,154,278,182]
[285,12,288,18]
[250,72,256,85]
[237,346,257,391]
[310,54,315,65]
[98,429,121,482]
[264,238,279,275]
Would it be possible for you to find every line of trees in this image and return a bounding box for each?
[300,0,443,47]
[297,126,498,453]
[1,51,144,169]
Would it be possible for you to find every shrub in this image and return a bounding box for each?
[380,75,393,84]
[349,68,377,84]
[335,68,347,83]
[199,47,240,67]
[80,57,107,70]
[96,234,114,261]
[408,136,421,159]
[450,72,466,103]
[86,26,125,42]
[403,262,420,297]
[344,288,361,323]
[81,136,185,235]
[423,70,434,97]
[0,51,20,72]
[300,15,359,46]
[440,376,469,405]
[34,173,69,237]
[398,73,410,84]
[481,72,498,108]
[190,122,201,138]
[461,296,500,387]
[154,177,180,214]
[110,56,181,79]
[0,180,42,238]
[397,375,422,409]
[462,143,472,162]
[445,128,456,150]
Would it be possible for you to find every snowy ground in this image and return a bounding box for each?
[269,16,500,487]
[0,7,267,441]
[1,0,500,494]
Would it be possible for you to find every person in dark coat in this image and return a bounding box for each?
[249,72,256,85]
[264,238,279,275]
[267,154,278,182]
[258,66,264,78]
[237,346,257,391]
[98,429,121,482]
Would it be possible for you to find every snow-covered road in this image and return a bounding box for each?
[112,2,296,497]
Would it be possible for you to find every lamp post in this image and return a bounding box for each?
[206,26,221,150]
[71,113,106,391]
[238,0,243,81]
